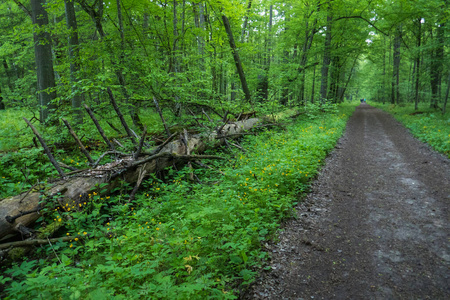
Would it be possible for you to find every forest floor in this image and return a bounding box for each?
[242,104,450,299]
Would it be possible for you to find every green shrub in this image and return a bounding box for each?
[2,104,355,299]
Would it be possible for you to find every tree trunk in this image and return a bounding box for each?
[392,25,401,104]
[241,0,252,42]
[328,54,341,103]
[311,55,317,103]
[320,5,332,104]
[414,18,421,111]
[193,2,205,67]
[0,118,261,240]
[430,24,444,109]
[78,0,142,128]
[222,14,251,103]
[298,19,316,104]
[116,0,142,129]
[3,59,15,93]
[268,5,273,67]
[31,0,57,124]
[64,0,84,124]
[443,72,450,115]
[0,87,5,110]
[172,0,179,73]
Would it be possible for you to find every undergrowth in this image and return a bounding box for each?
[1,103,355,299]
[372,103,450,158]
[0,107,177,198]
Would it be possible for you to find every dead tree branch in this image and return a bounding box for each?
[194,160,225,175]
[84,104,114,150]
[128,165,147,202]
[57,162,79,171]
[62,118,94,165]
[106,121,123,135]
[0,236,80,250]
[23,117,65,177]
[134,126,147,159]
[5,205,42,224]
[93,150,130,167]
[153,96,171,138]
[215,133,255,139]
[107,87,137,144]
[148,132,178,155]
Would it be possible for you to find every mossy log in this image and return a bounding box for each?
[0,118,260,240]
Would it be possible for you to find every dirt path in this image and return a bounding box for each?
[243,104,450,299]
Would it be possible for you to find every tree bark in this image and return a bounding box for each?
[430,24,444,109]
[320,4,332,104]
[172,0,179,73]
[392,25,401,104]
[64,0,84,124]
[222,14,251,103]
[414,18,421,111]
[241,0,252,42]
[31,0,57,123]
[268,5,273,67]
[193,2,205,67]
[298,16,317,104]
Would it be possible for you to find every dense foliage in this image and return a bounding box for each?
[1,0,446,121]
[1,104,354,299]
[0,0,449,297]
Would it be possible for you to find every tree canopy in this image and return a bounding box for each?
[0,0,448,119]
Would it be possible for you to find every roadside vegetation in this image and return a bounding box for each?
[0,105,183,199]
[0,103,354,299]
[371,103,450,158]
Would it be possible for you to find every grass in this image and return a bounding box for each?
[0,109,34,152]
[1,102,356,299]
[371,102,450,158]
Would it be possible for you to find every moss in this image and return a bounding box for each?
[37,222,62,239]
[8,247,28,261]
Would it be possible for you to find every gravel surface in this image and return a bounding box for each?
[242,104,450,299]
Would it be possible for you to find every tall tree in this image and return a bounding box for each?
[222,14,251,103]
[64,0,84,124]
[31,0,57,123]
[414,18,421,110]
[320,2,332,104]
[391,25,401,104]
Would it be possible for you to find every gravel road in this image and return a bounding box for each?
[242,104,450,299]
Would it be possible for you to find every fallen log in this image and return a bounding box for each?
[0,236,79,250]
[0,118,260,240]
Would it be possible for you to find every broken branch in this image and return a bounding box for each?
[107,87,137,144]
[84,104,114,150]
[0,236,79,250]
[134,126,147,159]
[215,133,255,139]
[62,118,94,165]
[23,117,65,177]
[153,96,171,138]
[149,132,178,155]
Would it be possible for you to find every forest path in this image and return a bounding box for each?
[243,104,450,299]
